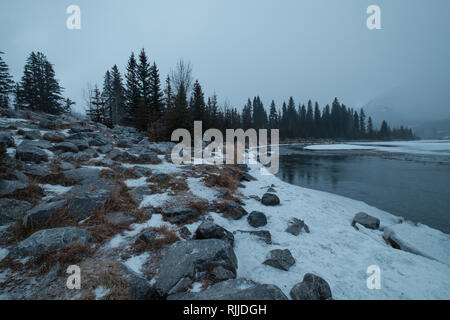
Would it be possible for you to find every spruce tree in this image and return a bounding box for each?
[136,49,151,130]
[124,52,140,126]
[110,65,126,126]
[148,62,164,139]
[359,108,366,137]
[0,52,14,108]
[242,99,253,130]
[268,100,278,129]
[368,116,374,138]
[18,52,64,114]
[102,71,113,126]
[87,85,106,123]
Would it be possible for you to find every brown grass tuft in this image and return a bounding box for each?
[0,178,44,204]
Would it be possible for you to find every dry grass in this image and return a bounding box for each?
[0,178,44,204]
[146,174,189,195]
[79,260,130,300]
[203,165,242,191]
[35,162,77,186]
[100,167,139,181]
[134,225,180,253]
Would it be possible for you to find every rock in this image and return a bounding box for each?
[117,139,132,148]
[67,139,89,151]
[247,211,267,227]
[16,142,48,163]
[23,163,52,177]
[219,201,248,220]
[106,149,123,160]
[23,200,68,229]
[59,162,75,171]
[267,187,276,193]
[168,279,288,300]
[39,119,56,130]
[89,136,109,147]
[263,249,295,271]
[261,192,280,206]
[43,132,65,142]
[137,151,160,164]
[24,130,41,140]
[148,142,176,154]
[54,142,79,153]
[155,239,238,297]
[66,188,111,221]
[0,132,15,147]
[0,199,33,226]
[63,168,101,182]
[211,265,236,281]
[0,180,27,196]
[128,185,152,204]
[9,227,92,258]
[239,172,256,182]
[136,228,158,245]
[19,139,53,149]
[179,226,192,240]
[98,144,113,154]
[238,230,272,244]
[11,170,28,183]
[106,212,136,225]
[194,221,234,246]
[290,273,332,300]
[120,263,158,300]
[70,125,92,133]
[163,207,202,224]
[286,218,310,235]
[352,212,380,230]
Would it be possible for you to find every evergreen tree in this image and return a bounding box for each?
[367,116,374,138]
[102,70,113,126]
[136,48,152,130]
[378,120,391,140]
[124,52,140,126]
[268,100,278,129]
[313,102,321,138]
[242,99,253,130]
[167,82,190,136]
[0,52,14,108]
[110,65,126,126]
[87,85,106,123]
[148,62,164,139]
[359,108,366,137]
[17,52,64,114]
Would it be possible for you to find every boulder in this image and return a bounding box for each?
[43,132,65,143]
[24,130,41,140]
[98,144,113,154]
[106,212,136,226]
[63,168,101,182]
[67,139,89,151]
[263,249,295,271]
[218,201,248,220]
[239,172,256,182]
[16,142,48,163]
[9,227,92,258]
[179,226,192,240]
[238,230,272,244]
[163,207,202,224]
[0,180,27,196]
[128,185,152,204]
[23,163,52,177]
[247,211,267,227]
[135,228,158,245]
[66,188,111,221]
[54,142,79,153]
[352,212,380,230]
[119,263,159,300]
[286,218,310,235]
[137,151,160,164]
[155,239,237,297]
[0,199,33,226]
[168,279,288,300]
[289,273,332,300]
[0,132,15,147]
[194,221,234,246]
[261,192,280,206]
[117,139,132,148]
[39,119,56,130]
[23,200,68,229]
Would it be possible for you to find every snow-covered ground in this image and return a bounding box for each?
[305,140,450,156]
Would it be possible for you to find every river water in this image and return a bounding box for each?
[276,146,450,234]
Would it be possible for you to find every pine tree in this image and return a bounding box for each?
[313,102,321,138]
[167,82,190,136]
[102,71,113,126]
[189,80,205,124]
[367,116,374,138]
[87,85,106,123]
[136,49,152,130]
[124,52,140,126]
[18,52,64,114]
[148,62,164,139]
[268,100,278,129]
[379,120,391,140]
[359,108,366,137]
[110,65,126,126]
[242,99,252,130]
[0,52,14,108]
[63,98,75,112]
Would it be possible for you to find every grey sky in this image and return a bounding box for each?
[1,0,449,118]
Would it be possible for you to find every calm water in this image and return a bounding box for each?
[276,150,450,234]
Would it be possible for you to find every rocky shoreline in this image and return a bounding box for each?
[1,109,449,300]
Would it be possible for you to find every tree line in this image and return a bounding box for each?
[0,50,415,141]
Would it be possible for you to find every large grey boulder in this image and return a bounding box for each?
[290,273,332,300]
[89,136,109,146]
[66,188,111,221]
[120,263,159,300]
[219,201,248,220]
[263,249,295,271]
[352,212,380,230]
[98,144,113,154]
[63,168,101,182]
[23,163,52,177]
[66,139,89,151]
[286,218,310,235]
[0,132,15,147]
[43,132,65,142]
[0,199,33,226]
[54,142,79,153]
[155,239,238,298]
[238,230,272,244]
[137,151,160,164]
[16,142,48,163]
[9,227,92,258]
[128,185,152,204]
[168,279,288,300]
[0,180,27,196]
[148,142,176,154]
[24,130,41,140]
[247,211,267,227]
[39,119,56,130]
[23,200,68,229]
[163,207,202,224]
[194,221,234,246]
[261,192,280,206]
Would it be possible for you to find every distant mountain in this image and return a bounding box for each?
[363,79,450,138]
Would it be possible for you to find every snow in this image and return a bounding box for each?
[122,159,183,174]
[94,286,110,300]
[123,252,149,276]
[306,140,450,156]
[39,184,72,195]
[205,157,450,300]
[139,192,171,209]
[305,144,375,151]
[186,177,219,200]
[189,282,204,293]
[124,177,148,188]
[383,222,450,266]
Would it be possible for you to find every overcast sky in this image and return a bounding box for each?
[1,0,449,115]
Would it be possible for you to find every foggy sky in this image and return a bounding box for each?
[1,0,449,118]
